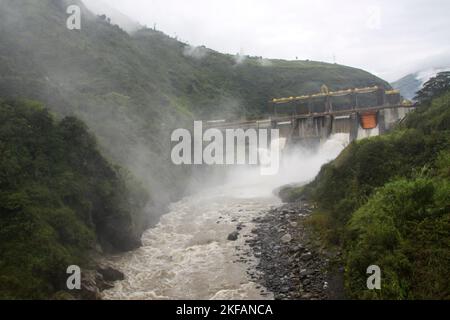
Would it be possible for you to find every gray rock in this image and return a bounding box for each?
[301,252,312,261]
[299,269,315,279]
[97,266,125,282]
[281,233,292,243]
[227,231,239,241]
[80,270,100,300]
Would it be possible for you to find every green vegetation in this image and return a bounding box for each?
[284,74,450,299]
[346,174,450,299]
[278,185,306,203]
[0,100,147,299]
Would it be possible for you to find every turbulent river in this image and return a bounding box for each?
[102,134,350,300]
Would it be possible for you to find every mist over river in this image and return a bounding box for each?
[102,134,349,300]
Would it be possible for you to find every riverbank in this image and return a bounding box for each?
[247,201,345,300]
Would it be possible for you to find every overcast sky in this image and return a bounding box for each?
[84,0,450,81]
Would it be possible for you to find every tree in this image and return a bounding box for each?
[414,71,450,104]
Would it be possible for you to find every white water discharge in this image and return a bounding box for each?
[357,126,379,140]
[102,133,350,300]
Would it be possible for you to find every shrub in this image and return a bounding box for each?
[345,177,450,299]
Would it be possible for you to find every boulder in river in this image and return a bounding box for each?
[97,266,125,282]
[227,231,239,241]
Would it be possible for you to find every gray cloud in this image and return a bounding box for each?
[83,0,450,81]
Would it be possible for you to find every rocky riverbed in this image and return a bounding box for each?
[232,201,345,300]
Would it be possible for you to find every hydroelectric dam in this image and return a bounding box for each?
[205,85,414,147]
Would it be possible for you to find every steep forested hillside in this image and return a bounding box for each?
[0,0,390,219]
[282,74,450,299]
[0,99,147,299]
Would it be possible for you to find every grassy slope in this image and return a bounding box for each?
[284,92,450,299]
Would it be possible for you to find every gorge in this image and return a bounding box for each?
[1,0,448,301]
